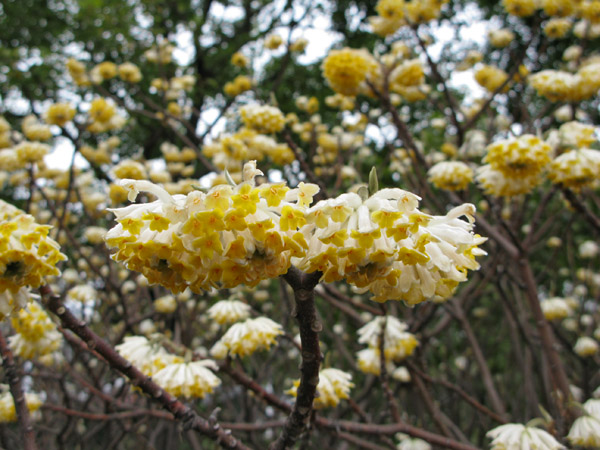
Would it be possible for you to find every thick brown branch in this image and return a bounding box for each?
[270,267,322,450]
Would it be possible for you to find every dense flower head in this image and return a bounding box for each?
[487,423,565,449]
[9,301,62,359]
[568,414,600,447]
[224,75,253,96]
[376,0,405,21]
[287,368,354,409]
[475,65,509,92]
[389,59,425,93]
[544,18,573,38]
[357,316,418,361]
[541,0,575,17]
[0,200,66,298]
[210,316,283,358]
[296,189,486,305]
[44,103,76,127]
[502,0,537,17]
[558,121,597,149]
[118,62,142,83]
[22,116,52,141]
[547,148,600,190]
[207,299,251,325]
[152,360,221,399]
[488,29,515,48]
[476,164,541,197]
[116,335,183,376]
[106,162,318,292]
[483,135,552,178]
[405,0,448,23]
[427,161,473,191]
[322,48,377,96]
[240,104,285,134]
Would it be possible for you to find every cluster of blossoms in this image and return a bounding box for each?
[106,162,318,292]
[296,188,486,304]
[239,104,286,134]
[427,161,474,191]
[116,335,221,399]
[107,162,486,305]
[287,368,354,409]
[529,61,600,102]
[356,316,418,375]
[568,399,600,447]
[9,301,63,360]
[0,200,66,317]
[486,423,564,449]
[476,134,552,196]
[369,0,449,36]
[210,316,284,358]
[321,48,378,96]
[474,64,510,93]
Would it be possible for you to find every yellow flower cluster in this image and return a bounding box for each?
[118,62,142,83]
[529,63,600,102]
[474,65,509,93]
[547,148,600,190]
[322,48,377,96]
[87,98,126,133]
[389,59,426,97]
[427,161,474,191]
[287,368,354,409]
[106,162,318,292]
[405,0,448,24]
[0,390,42,423]
[488,29,515,48]
[264,34,283,50]
[90,61,117,83]
[22,116,52,141]
[144,41,175,64]
[0,200,66,300]
[202,127,294,170]
[297,190,486,304]
[476,135,552,197]
[483,135,552,178]
[541,0,575,17]
[224,75,253,97]
[210,317,283,358]
[66,58,90,86]
[502,0,537,17]
[358,316,418,363]
[152,360,221,399]
[544,18,573,38]
[9,301,62,359]
[116,335,183,375]
[44,103,76,127]
[231,52,249,68]
[0,117,11,149]
[240,104,285,134]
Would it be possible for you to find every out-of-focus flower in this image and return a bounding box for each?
[558,121,597,149]
[210,317,283,358]
[487,423,564,449]
[0,390,43,423]
[502,0,536,17]
[541,297,571,321]
[322,48,378,96]
[240,105,285,134]
[152,360,220,398]
[357,316,418,361]
[44,103,76,127]
[579,241,599,259]
[568,414,600,448]
[574,337,599,357]
[287,368,353,409]
[544,18,573,38]
[548,148,600,191]
[475,65,509,92]
[488,29,515,48]
[118,62,142,83]
[66,284,97,303]
[264,34,283,50]
[427,161,473,191]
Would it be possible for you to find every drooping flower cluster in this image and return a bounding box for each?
[356,316,418,375]
[116,335,221,398]
[9,301,63,359]
[487,423,564,449]
[568,399,600,447]
[287,368,354,409]
[297,189,486,304]
[477,135,552,196]
[0,200,66,318]
[210,316,283,358]
[106,162,318,292]
[207,299,252,325]
[529,62,600,102]
[151,360,221,399]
